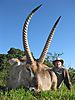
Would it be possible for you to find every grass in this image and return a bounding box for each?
[0,85,75,100]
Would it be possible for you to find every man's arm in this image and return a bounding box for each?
[64,69,72,90]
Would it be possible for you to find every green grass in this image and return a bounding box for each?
[0,85,75,100]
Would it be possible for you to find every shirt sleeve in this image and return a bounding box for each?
[64,69,72,90]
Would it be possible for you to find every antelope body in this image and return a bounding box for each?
[7,5,61,91]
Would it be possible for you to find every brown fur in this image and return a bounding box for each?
[47,69,57,90]
[28,61,57,91]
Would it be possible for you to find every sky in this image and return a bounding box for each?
[0,0,75,68]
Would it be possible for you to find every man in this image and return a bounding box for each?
[52,58,72,90]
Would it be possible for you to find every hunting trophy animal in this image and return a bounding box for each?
[7,5,61,91]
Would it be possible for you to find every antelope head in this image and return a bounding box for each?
[23,4,61,74]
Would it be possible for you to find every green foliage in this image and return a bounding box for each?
[0,54,7,70]
[8,48,24,55]
[7,48,25,59]
[44,52,63,68]
[0,85,75,100]
[46,52,63,61]
[44,59,53,68]
[69,67,75,84]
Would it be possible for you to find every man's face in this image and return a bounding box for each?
[54,61,62,68]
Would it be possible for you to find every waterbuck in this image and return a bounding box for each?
[7,5,61,91]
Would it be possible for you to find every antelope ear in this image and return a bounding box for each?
[23,5,42,64]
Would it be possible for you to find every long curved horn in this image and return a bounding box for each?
[23,5,42,64]
[38,16,61,63]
